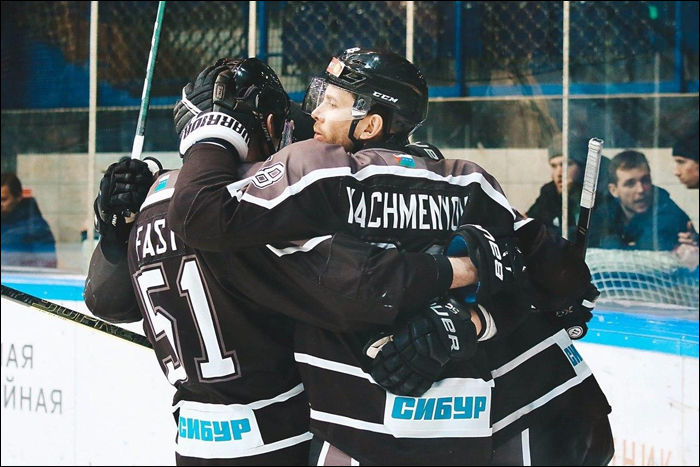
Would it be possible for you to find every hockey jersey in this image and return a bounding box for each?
[126,170,310,464]
[88,165,456,464]
[167,139,540,464]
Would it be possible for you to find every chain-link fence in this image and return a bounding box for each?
[1,2,698,296]
[271,2,407,94]
[2,1,695,157]
[3,2,697,109]
[1,1,249,109]
[99,1,249,103]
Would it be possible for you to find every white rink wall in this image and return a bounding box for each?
[15,147,700,253]
[1,274,698,466]
[1,295,175,466]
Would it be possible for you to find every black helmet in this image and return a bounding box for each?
[303,48,428,144]
[222,58,289,125]
[174,57,292,155]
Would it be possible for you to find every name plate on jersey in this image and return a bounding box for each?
[176,401,264,459]
[383,378,493,438]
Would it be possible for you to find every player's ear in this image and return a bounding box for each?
[266,114,276,139]
[356,114,384,141]
[266,114,280,149]
[608,182,619,198]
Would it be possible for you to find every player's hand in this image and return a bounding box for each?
[365,298,477,397]
[678,221,699,247]
[547,283,599,340]
[674,244,700,271]
[174,59,260,160]
[94,157,156,244]
[446,224,528,303]
[522,227,592,314]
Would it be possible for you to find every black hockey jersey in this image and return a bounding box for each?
[126,170,310,464]
[168,138,610,465]
[88,164,455,464]
[484,313,612,462]
[169,139,520,251]
[170,138,590,312]
[166,140,526,464]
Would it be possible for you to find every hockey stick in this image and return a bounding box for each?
[131,1,166,161]
[1,284,152,349]
[575,138,604,259]
[554,138,604,340]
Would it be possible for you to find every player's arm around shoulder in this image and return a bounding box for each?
[261,232,455,331]
[167,142,247,250]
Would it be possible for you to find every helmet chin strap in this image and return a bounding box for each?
[348,117,374,153]
[255,111,277,157]
[347,119,364,152]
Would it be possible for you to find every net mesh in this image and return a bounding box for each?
[588,248,699,309]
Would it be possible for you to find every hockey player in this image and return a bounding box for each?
[167,49,612,465]
[90,49,608,466]
[84,58,499,465]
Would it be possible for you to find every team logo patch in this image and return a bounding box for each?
[176,402,264,458]
[383,377,493,438]
[563,343,584,366]
[394,154,416,168]
[327,58,345,77]
[252,162,285,189]
[153,175,170,193]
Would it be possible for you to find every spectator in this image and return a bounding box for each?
[671,131,700,269]
[527,134,585,238]
[672,130,699,189]
[1,173,57,268]
[589,150,696,251]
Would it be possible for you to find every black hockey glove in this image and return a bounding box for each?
[174,59,261,161]
[94,157,157,245]
[514,218,592,313]
[365,298,478,397]
[446,224,528,304]
[547,283,599,340]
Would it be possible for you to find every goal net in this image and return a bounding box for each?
[587,248,699,309]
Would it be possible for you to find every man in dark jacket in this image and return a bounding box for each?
[589,150,695,251]
[1,172,57,268]
[672,130,699,190]
[527,134,584,238]
[527,134,612,239]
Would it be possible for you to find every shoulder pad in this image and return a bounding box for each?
[403,142,445,161]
